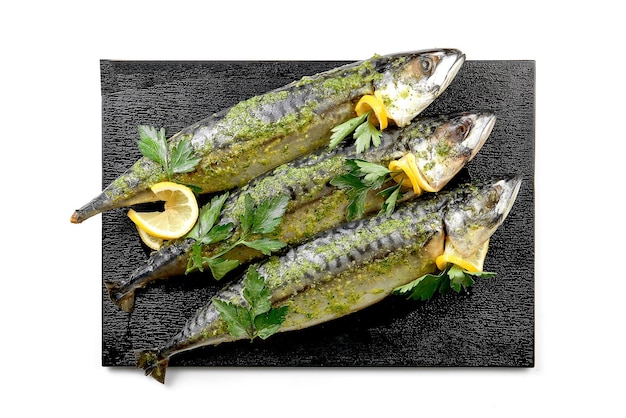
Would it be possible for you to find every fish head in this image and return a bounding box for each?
[443,176,522,257]
[408,112,496,191]
[374,49,465,127]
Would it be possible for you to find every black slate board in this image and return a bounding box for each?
[101,59,535,368]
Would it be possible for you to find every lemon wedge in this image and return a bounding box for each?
[435,238,490,272]
[128,182,199,240]
[136,225,164,251]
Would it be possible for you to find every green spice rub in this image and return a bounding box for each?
[71,49,465,223]
[136,176,522,383]
[106,112,495,312]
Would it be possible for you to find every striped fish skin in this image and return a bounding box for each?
[107,112,494,312]
[71,49,464,223]
[137,176,522,383]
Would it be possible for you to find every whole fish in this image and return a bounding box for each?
[106,112,496,312]
[71,49,465,223]
[137,176,522,383]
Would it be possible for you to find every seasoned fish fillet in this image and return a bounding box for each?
[106,112,495,312]
[72,49,464,223]
[137,176,521,383]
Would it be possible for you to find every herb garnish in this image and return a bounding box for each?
[213,266,288,340]
[137,125,201,180]
[328,112,382,153]
[393,265,496,301]
[185,193,289,280]
[330,159,404,221]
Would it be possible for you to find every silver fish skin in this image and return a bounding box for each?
[107,112,494,312]
[71,49,465,223]
[136,176,522,383]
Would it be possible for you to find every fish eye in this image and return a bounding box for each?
[419,57,434,76]
[455,123,468,137]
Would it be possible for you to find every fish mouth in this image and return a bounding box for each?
[494,175,522,221]
[436,50,465,95]
[465,112,496,161]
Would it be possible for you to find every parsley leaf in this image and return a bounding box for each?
[242,238,287,255]
[351,159,390,188]
[377,182,403,216]
[245,194,290,235]
[185,193,289,279]
[448,264,474,292]
[237,194,288,254]
[254,306,289,340]
[393,265,496,301]
[243,267,272,316]
[208,258,241,281]
[137,126,201,179]
[328,113,369,150]
[213,266,288,340]
[330,172,369,221]
[393,272,443,301]
[354,119,382,153]
[187,244,205,273]
[186,193,231,241]
[200,223,234,246]
[330,159,404,220]
[170,138,202,174]
[239,193,255,236]
[328,112,383,153]
[138,126,168,168]
[212,299,251,338]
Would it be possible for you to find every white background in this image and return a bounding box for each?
[2,1,624,416]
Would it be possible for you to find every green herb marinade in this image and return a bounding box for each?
[208,58,383,154]
[107,58,386,201]
[260,208,440,296]
[278,231,444,329]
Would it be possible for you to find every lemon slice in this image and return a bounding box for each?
[435,238,490,272]
[136,225,164,251]
[355,93,389,130]
[128,182,199,240]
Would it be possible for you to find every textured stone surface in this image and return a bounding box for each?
[101,59,535,368]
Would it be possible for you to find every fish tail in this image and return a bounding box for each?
[104,280,136,313]
[71,166,160,223]
[71,191,114,223]
[136,350,169,384]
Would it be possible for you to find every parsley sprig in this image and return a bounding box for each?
[213,266,288,340]
[137,125,201,180]
[330,159,404,221]
[328,112,382,153]
[185,193,289,280]
[393,265,496,301]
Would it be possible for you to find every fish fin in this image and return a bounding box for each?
[115,293,136,313]
[103,280,136,313]
[136,350,168,384]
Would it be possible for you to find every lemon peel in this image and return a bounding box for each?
[435,238,490,272]
[388,153,437,195]
[355,93,389,130]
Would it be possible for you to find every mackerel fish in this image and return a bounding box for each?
[137,176,522,383]
[106,112,496,312]
[71,49,465,223]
